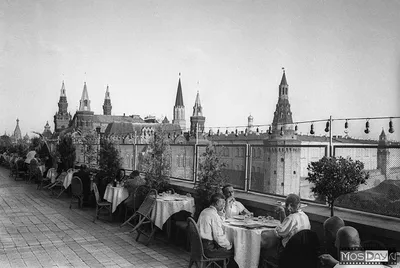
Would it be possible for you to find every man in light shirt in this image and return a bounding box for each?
[222,184,251,219]
[274,193,311,248]
[197,193,238,268]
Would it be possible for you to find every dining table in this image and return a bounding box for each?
[222,216,281,268]
[151,193,195,236]
[103,184,129,213]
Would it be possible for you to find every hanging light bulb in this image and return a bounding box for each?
[268,126,272,134]
[325,121,330,133]
[310,123,315,135]
[280,127,284,136]
[389,119,394,133]
[345,120,349,129]
[364,120,370,134]
[295,125,298,132]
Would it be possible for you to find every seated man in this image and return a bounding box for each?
[197,193,238,268]
[323,216,345,260]
[274,194,311,249]
[222,184,250,218]
[319,226,390,268]
[74,165,91,204]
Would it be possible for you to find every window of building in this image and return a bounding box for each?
[281,158,284,162]
[293,171,296,174]
[274,170,277,174]
[236,148,240,157]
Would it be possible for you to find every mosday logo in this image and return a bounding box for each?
[340,247,398,265]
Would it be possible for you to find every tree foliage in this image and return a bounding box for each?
[82,131,98,168]
[194,145,227,216]
[306,156,370,216]
[57,135,76,171]
[99,138,122,179]
[140,126,171,192]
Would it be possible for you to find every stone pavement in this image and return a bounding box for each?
[0,167,190,268]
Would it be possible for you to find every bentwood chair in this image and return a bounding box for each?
[121,189,158,246]
[187,217,230,268]
[92,182,112,222]
[70,176,84,209]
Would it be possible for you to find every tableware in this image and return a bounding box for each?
[229,222,245,227]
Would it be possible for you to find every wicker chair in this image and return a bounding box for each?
[187,217,230,268]
[92,182,112,222]
[121,189,158,246]
[15,160,28,181]
[69,176,83,209]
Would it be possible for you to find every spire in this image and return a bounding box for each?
[280,67,288,86]
[60,81,66,97]
[13,118,22,141]
[380,128,387,140]
[192,90,203,116]
[272,69,293,133]
[79,82,91,111]
[103,85,112,115]
[174,73,184,107]
[105,85,110,100]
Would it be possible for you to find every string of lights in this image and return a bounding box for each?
[86,115,399,138]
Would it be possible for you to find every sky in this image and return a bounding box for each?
[1,0,399,141]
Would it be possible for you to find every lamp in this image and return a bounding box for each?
[295,125,298,132]
[389,119,394,133]
[345,120,349,129]
[364,120,370,134]
[235,129,238,137]
[325,121,330,133]
[310,123,315,135]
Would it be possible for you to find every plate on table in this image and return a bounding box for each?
[229,222,246,227]
[261,220,280,228]
[232,215,246,220]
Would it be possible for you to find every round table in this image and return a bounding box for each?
[222,219,279,268]
[151,194,195,229]
[104,185,129,213]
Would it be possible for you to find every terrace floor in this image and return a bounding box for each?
[0,167,189,268]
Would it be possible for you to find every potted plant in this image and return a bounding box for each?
[306,156,370,216]
[194,145,227,218]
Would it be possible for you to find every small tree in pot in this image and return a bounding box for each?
[306,156,369,216]
[194,145,226,218]
[140,126,172,192]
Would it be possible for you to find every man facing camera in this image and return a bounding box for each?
[222,184,251,219]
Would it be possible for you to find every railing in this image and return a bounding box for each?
[74,142,400,218]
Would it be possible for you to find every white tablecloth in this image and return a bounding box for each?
[151,195,195,229]
[222,220,277,268]
[104,185,129,213]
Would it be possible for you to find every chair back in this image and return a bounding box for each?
[133,185,149,210]
[92,182,101,204]
[137,189,157,218]
[279,229,320,268]
[187,217,205,261]
[46,168,58,183]
[71,176,83,196]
